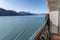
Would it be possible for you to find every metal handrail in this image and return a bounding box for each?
[34,14,51,40]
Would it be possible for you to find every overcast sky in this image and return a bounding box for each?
[0,0,49,14]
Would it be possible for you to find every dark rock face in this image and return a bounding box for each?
[0,8,34,16]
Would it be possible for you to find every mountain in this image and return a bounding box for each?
[18,12,34,16]
[0,8,34,16]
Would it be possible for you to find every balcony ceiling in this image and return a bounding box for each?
[47,0,60,11]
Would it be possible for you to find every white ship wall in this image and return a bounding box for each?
[49,11,58,26]
[49,11,59,33]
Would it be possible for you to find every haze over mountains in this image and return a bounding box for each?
[0,8,34,16]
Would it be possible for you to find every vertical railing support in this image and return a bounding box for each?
[46,14,51,40]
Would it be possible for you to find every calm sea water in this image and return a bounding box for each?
[0,15,46,40]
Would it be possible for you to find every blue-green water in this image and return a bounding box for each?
[0,15,46,40]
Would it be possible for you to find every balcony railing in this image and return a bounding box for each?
[34,14,51,40]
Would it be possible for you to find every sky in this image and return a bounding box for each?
[0,0,49,14]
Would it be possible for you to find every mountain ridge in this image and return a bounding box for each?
[0,8,34,16]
